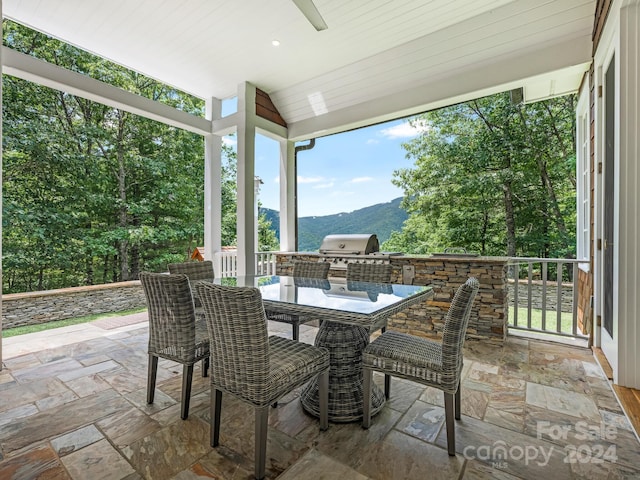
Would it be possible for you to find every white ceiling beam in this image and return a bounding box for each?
[2,47,211,136]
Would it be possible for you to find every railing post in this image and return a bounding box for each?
[541,262,547,331]
[556,261,563,332]
[527,261,533,329]
[572,262,579,336]
[513,263,519,327]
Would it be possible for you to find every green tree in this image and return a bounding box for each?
[2,20,266,293]
[386,92,576,259]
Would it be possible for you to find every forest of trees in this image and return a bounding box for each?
[2,21,577,295]
[2,21,277,294]
[384,93,576,259]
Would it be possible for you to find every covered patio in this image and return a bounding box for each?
[1,314,639,479]
[2,0,640,477]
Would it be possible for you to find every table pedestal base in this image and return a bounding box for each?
[300,322,386,422]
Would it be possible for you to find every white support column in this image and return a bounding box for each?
[236,83,257,275]
[617,0,640,388]
[0,0,4,370]
[279,140,296,251]
[204,98,222,269]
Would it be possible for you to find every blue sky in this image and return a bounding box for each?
[248,118,426,217]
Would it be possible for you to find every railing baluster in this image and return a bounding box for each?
[572,262,579,336]
[541,262,547,331]
[527,261,533,329]
[556,261,563,333]
[513,263,519,327]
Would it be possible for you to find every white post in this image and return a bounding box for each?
[617,0,640,388]
[0,0,4,370]
[204,98,222,272]
[279,140,296,251]
[254,176,263,270]
[236,83,257,275]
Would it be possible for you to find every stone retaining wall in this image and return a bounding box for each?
[275,254,509,344]
[2,281,146,329]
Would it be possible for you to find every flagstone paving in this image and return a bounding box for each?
[1,315,639,479]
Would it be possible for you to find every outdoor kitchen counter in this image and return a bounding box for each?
[274,252,509,344]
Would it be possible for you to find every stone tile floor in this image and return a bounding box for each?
[1,314,639,480]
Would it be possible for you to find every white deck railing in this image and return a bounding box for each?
[213,250,278,277]
[507,257,589,340]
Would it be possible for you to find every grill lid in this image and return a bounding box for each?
[319,234,379,255]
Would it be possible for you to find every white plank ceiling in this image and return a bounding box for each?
[3,0,596,139]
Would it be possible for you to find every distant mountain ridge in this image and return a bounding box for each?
[260,197,408,252]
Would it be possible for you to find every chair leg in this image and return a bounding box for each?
[181,364,194,420]
[444,392,456,456]
[455,382,461,420]
[202,356,209,377]
[210,387,222,447]
[255,406,269,480]
[362,366,373,429]
[292,322,300,341]
[318,369,329,431]
[384,374,391,399]
[147,354,158,404]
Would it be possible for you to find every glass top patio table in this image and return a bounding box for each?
[212,275,432,332]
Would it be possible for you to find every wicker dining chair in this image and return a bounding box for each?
[196,282,330,480]
[346,262,392,283]
[139,272,210,420]
[265,260,330,340]
[346,262,393,394]
[361,277,479,456]
[346,262,392,327]
[167,260,215,308]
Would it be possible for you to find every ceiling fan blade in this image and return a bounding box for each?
[292,0,328,31]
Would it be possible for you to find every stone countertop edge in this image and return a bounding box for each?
[275,252,510,263]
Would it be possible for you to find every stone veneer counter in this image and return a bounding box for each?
[274,253,509,344]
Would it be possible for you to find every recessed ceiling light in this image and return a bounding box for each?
[272,40,281,47]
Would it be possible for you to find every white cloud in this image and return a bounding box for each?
[349,176,374,184]
[297,175,325,184]
[380,121,429,139]
[222,136,236,146]
[366,138,379,145]
[313,182,335,189]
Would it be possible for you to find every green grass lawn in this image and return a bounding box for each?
[2,308,146,338]
[508,306,575,334]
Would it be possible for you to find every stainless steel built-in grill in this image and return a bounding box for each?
[318,234,399,270]
[319,234,380,255]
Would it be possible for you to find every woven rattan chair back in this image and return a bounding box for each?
[197,283,270,404]
[292,261,330,279]
[141,272,198,363]
[196,282,330,480]
[346,262,392,283]
[265,261,329,340]
[347,262,393,337]
[167,260,215,281]
[167,261,215,308]
[441,277,480,382]
[139,272,210,419]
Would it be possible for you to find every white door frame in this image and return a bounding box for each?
[593,18,619,378]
